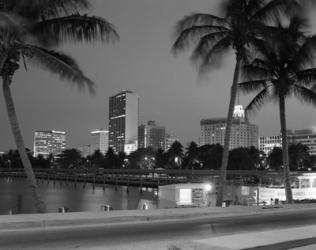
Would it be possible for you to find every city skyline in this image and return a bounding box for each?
[1,0,316,151]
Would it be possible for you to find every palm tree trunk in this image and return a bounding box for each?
[216,53,242,207]
[279,94,293,204]
[2,75,46,213]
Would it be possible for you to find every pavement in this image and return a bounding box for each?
[2,204,316,249]
[174,225,316,250]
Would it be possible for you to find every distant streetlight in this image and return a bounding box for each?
[123,158,129,168]
[174,156,182,168]
[144,156,155,170]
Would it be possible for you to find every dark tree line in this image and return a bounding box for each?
[1,142,315,172]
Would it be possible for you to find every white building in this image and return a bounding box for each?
[33,130,66,157]
[200,105,259,149]
[90,129,109,155]
[259,135,282,155]
[165,134,178,151]
[108,90,139,153]
[259,128,316,156]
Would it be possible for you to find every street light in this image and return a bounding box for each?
[144,156,155,170]
[8,160,11,170]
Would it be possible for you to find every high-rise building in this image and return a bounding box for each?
[165,134,178,151]
[259,135,282,155]
[90,129,109,154]
[138,121,166,151]
[288,129,316,156]
[33,130,66,157]
[108,90,139,153]
[200,105,259,149]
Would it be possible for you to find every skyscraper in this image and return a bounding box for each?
[33,130,66,157]
[90,129,109,154]
[108,90,139,153]
[200,105,259,149]
[138,121,166,151]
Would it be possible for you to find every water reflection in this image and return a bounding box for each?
[0,178,158,215]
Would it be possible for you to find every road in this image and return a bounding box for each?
[2,208,316,250]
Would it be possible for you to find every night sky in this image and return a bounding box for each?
[1,0,316,151]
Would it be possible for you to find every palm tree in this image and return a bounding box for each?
[172,0,296,206]
[184,141,199,169]
[168,141,184,169]
[0,0,118,212]
[239,17,316,203]
[288,143,311,171]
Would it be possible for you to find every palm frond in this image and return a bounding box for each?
[242,62,270,80]
[44,0,90,17]
[6,0,89,19]
[252,0,299,22]
[20,44,95,93]
[194,35,231,74]
[296,68,316,87]
[189,31,229,60]
[293,85,316,106]
[32,14,119,45]
[238,80,268,94]
[172,26,228,54]
[0,11,28,41]
[293,35,316,69]
[245,87,271,116]
[175,13,227,35]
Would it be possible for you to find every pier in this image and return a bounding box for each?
[0,168,287,189]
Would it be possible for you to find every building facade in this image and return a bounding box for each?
[288,129,316,156]
[165,134,178,151]
[138,121,166,151]
[33,130,66,157]
[259,128,316,156]
[90,130,109,155]
[200,105,259,149]
[108,90,139,153]
[259,135,282,155]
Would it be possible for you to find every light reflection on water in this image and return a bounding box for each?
[0,177,158,215]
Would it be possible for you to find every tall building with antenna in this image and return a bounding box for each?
[199,105,259,149]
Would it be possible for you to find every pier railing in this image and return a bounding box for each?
[0,168,288,188]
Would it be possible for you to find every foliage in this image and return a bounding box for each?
[88,149,105,168]
[289,143,311,171]
[166,141,184,169]
[56,148,82,169]
[104,147,118,169]
[267,147,283,171]
[198,144,223,170]
[127,147,155,169]
[171,0,298,206]
[228,147,256,170]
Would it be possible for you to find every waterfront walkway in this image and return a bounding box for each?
[2,204,316,249]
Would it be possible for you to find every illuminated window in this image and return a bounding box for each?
[179,189,192,205]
